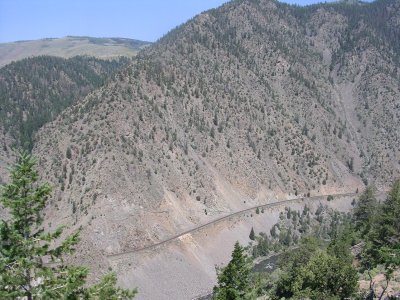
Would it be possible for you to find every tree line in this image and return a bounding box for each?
[213,181,400,299]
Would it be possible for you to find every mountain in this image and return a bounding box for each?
[0,36,151,67]
[0,55,131,183]
[5,0,399,298]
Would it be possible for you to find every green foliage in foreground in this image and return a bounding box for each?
[273,237,358,300]
[217,180,400,299]
[215,237,358,300]
[0,152,137,299]
[363,180,400,271]
[358,180,400,296]
[213,241,256,300]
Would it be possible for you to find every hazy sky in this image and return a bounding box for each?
[0,0,372,43]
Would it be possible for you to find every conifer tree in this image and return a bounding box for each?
[360,180,400,298]
[249,227,255,241]
[353,186,377,235]
[213,241,255,300]
[363,179,400,274]
[274,237,357,300]
[0,152,137,299]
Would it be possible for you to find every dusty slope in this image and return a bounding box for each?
[28,0,400,298]
[112,194,355,299]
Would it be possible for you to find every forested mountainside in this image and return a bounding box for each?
[27,0,399,295]
[0,55,130,183]
[0,36,150,67]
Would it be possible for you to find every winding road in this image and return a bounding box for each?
[107,192,357,260]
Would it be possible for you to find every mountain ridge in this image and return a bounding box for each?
[2,0,398,298]
[0,36,151,67]
[0,55,131,183]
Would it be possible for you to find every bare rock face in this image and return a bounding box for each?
[22,0,400,297]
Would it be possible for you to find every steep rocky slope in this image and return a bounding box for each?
[0,55,130,183]
[29,0,399,297]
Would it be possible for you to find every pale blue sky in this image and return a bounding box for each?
[0,0,373,43]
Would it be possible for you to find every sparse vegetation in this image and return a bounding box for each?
[0,0,399,298]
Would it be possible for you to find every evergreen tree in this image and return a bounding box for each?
[0,152,137,299]
[354,181,400,298]
[213,241,255,300]
[295,251,358,300]
[362,179,400,275]
[327,225,355,265]
[249,227,255,241]
[353,186,377,235]
[274,237,357,300]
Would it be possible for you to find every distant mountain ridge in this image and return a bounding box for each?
[0,36,151,67]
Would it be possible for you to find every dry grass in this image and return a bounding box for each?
[0,36,150,67]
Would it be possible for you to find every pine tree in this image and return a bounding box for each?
[355,180,400,299]
[213,241,255,300]
[0,152,137,299]
[274,237,357,300]
[249,227,255,241]
[363,180,400,274]
[353,186,377,235]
